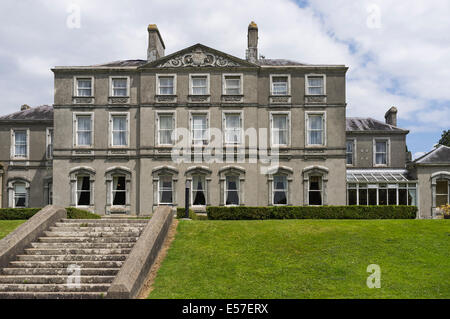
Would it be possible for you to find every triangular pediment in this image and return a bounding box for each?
[139,43,258,69]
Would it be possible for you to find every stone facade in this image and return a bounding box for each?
[1,22,447,218]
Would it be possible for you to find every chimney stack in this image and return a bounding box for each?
[21,104,30,111]
[385,106,398,127]
[147,24,165,62]
[246,21,258,63]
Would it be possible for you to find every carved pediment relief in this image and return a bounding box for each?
[157,47,241,68]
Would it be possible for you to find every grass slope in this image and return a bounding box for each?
[148,220,450,299]
[0,220,26,240]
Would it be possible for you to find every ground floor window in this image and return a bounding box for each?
[76,175,91,206]
[273,175,288,205]
[112,175,126,206]
[347,183,417,206]
[159,175,173,205]
[14,183,27,208]
[225,175,239,206]
[309,176,322,205]
[192,175,206,206]
[436,179,449,206]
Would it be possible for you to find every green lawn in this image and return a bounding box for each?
[148,220,450,299]
[0,220,26,240]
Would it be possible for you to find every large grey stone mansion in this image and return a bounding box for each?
[0,22,449,218]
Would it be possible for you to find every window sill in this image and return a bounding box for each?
[188,95,210,103]
[221,95,243,103]
[108,96,130,105]
[155,95,177,103]
[304,95,327,104]
[73,96,95,104]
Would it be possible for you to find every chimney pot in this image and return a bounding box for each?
[246,21,258,63]
[21,104,30,111]
[147,24,165,62]
[385,106,398,127]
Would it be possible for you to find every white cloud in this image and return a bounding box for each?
[0,0,448,155]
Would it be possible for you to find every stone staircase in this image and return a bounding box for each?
[0,218,148,299]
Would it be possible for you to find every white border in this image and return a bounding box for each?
[73,112,94,148]
[222,73,243,95]
[270,74,291,96]
[373,137,390,167]
[109,112,130,148]
[10,128,30,160]
[73,76,94,97]
[109,76,130,97]
[222,110,244,146]
[269,111,291,148]
[189,73,210,95]
[156,74,177,95]
[156,111,177,146]
[305,111,327,147]
[305,73,326,95]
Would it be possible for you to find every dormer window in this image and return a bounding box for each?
[111,77,129,97]
[158,75,175,95]
[306,74,325,95]
[223,74,242,95]
[76,77,93,96]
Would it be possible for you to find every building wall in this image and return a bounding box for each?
[0,122,52,208]
[52,58,348,215]
[346,133,408,168]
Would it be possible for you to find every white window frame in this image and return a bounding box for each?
[13,182,28,208]
[436,179,449,206]
[11,128,30,160]
[111,174,127,207]
[158,175,174,205]
[109,112,130,148]
[109,76,130,97]
[346,138,356,166]
[305,111,326,147]
[189,111,210,146]
[222,110,244,146]
[272,174,288,206]
[305,74,326,95]
[156,74,177,95]
[189,74,210,95]
[75,174,92,208]
[308,175,323,206]
[270,74,291,96]
[46,127,54,160]
[270,111,291,147]
[191,174,207,207]
[222,73,243,95]
[224,175,240,206]
[156,111,176,146]
[73,112,94,148]
[73,76,94,97]
[373,138,390,167]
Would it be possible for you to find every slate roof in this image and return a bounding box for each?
[258,58,306,66]
[0,105,53,121]
[90,59,147,67]
[413,145,450,164]
[346,117,408,133]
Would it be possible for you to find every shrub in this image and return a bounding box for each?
[176,208,208,220]
[207,206,417,220]
[0,207,100,220]
[440,204,450,219]
[66,207,101,219]
[0,208,41,220]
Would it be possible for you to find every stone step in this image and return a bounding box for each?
[16,254,128,262]
[0,283,110,293]
[61,219,148,224]
[0,275,115,284]
[50,226,145,232]
[39,237,138,243]
[9,261,124,268]
[44,231,141,238]
[55,222,146,228]
[1,268,119,276]
[30,242,135,249]
[0,292,105,299]
[25,248,132,255]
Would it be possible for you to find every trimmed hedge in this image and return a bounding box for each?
[0,207,100,220]
[207,206,417,220]
[66,207,101,219]
[0,208,41,220]
[176,208,208,220]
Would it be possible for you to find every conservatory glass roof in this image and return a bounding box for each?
[346,169,411,183]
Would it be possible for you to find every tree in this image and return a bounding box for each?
[438,130,450,147]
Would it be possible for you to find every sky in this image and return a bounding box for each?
[0,0,449,158]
